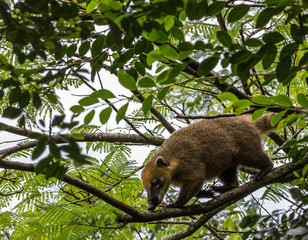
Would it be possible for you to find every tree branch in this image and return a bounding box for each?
[116,155,308,223]
[0,121,164,157]
[0,157,144,219]
[161,208,223,240]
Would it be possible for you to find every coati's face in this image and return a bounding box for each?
[141,156,172,210]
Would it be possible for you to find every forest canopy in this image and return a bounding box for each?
[0,0,307,239]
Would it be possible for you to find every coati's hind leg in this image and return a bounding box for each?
[241,151,273,181]
[211,167,239,193]
[253,153,273,181]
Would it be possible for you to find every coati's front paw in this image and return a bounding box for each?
[253,168,272,181]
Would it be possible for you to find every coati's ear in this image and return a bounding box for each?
[155,156,169,168]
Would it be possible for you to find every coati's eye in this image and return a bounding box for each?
[151,179,160,189]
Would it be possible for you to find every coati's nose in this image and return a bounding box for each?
[147,203,156,211]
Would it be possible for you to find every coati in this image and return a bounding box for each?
[141,114,276,210]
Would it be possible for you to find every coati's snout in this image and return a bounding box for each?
[141,156,172,210]
[145,178,169,210]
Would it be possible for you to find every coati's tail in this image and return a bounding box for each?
[254,113,276,134]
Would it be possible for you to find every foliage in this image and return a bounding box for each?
[0,0,307,239]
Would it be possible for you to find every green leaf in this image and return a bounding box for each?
[135,61,146,76]
[157,87,169,101]
[79,97,99,106]
[217,92,238,102]
[86,0,98,13]
[79,41,90,57]
[147,30,169,43]
[230,50,252,64]
[232,99,252,108]
[32,137,47,160]
[217,31,233,49]
[109,21,122,46]
[138,77,156,88]
[116,103,128,123]
[91,36,105,58]
[70,105,84,114]
[147,49,167,65]
[280,42,298,59]
[297,119,307,128]
[297,93,308,108]
[47,93,58,104]
[2,107,22,119]
[298,51,308,67]
[194,40,207,50]
[262,50,277,70]
[256,8,275,28]
[252,108,267,121]
[197,55,220,76]
[118,72,137,90]
[302,164,308,177]
[244,38,263,47]
[235,106,248,115]
[271,110,287,126]
[9,87,22,105]
[262,32,285,44]
[221,58,229,68]
[178,42,194,51]
[240,215,261,228]
[118,49,134,63]
[276,57,291,82]
[157,69,170,83]
[168,64,187,82]
[164,16,174,31]
[84,110,95,124]
[159,45,179,59]
[207,1,226,16]
[99,107,112,124]
[33,93,42,110]
[170,27,185,41]
[0,89,4,100]
[49,141,61,158]
[35,157,51,175]
[142,95,154,115]
[91,89,115,99]
[251,95,273,105]
[257,44,277,56]
[186,0,202,20]
[66,44,77,58]
[71,134,85,141]
[18,90,29,108]
[228,5,250,22]
[272,95,293,107]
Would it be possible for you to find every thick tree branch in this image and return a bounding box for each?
[0,157,144,219]
[0,145,306,229]
[0,121,164,157]
[161,209,222,240]
[116,155,308,223]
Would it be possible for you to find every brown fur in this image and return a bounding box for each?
[141,114,275,210]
